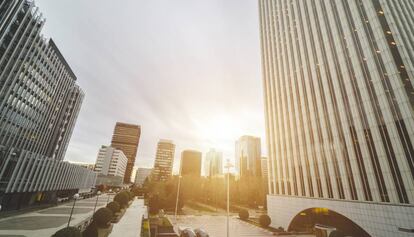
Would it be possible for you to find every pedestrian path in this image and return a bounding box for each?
[0,194,113,237]
[110,199,145,237]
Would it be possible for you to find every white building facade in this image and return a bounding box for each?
[259,0,414,236]
[94,145,127,178]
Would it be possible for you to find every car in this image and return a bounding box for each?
[194,228,209,237]
[178,227,196,237]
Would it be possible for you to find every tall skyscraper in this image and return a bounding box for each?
[235,136,262,178]
[261,157,268,179]
[152,139,175,181]
[180,150,202,177]
[260,0,414,236]
[205,149,223,177]
[0,0,96,210]
[110,122,141,183]
[134,168,153,186]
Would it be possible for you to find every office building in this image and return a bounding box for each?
[235,136,262,178]
[134,168,152,186]
[204,149,223,177]
[261,157,268,179]
[152,139,175,181]
[70,162,95,171]
[94,146,127,177]
[110,122,141,183]
[0,0,96,210]
[180,150,202,177]
[259,0,414,236]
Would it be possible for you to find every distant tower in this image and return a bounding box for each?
[181,150,202,177]
[205,149,223,177]
[152,139,175,181]
[235,136,261,178]
[111,122,141,183]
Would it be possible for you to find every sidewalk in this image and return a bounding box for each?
[110,198,146,237]
[0,194,113,237]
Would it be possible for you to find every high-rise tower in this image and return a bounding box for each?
[0,0,96,210]
[259,0,414,236]
[152,139,175,181]
[110,122,141,183]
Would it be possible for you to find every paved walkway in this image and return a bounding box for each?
[171,215,315,237]
[0,194,114,237]
[110,199,145,237]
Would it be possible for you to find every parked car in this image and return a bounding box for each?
[194,228,209,237]
[178,227,196,237]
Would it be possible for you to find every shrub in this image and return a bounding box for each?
[238,209,249,220]
[106,201,120,214]
[93,207,113,228]
[52,227,81,237]
[114,192,129,208]
[259,215,271,228]
[83,222,98,237]
[329,230,345,237]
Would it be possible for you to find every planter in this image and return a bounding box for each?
[97,224,113,237]
[111,209,125,223]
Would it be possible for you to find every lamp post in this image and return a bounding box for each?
[174,159,184,223]
[67,193,79,227]
[93,191,101,214]
[107,189,112,204]
[225,159,233,237]
[174,175,182,223]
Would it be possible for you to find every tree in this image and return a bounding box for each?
[52,227,81,237]
[106,201,120,214]
[114,192,129,208]
[259,215,271,227]
[93,208,113,228]
[238,209,249,220]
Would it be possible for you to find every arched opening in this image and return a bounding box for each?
[288,207,371,237]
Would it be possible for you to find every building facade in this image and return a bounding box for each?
[0,0,96,210]
[94,145,127,177]
[261,157,268,179]
[134,168,152,186]
[259,0,414,236]
[152,139,175,181]
[110,122,141,183]
[235,136,262,178]
[204,149,223,177]
[180,150,202,177]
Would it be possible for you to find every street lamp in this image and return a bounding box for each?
[67,193,80,227]
[174,174,182,223]
[225,159,233,237]
[93,191,101,214]
[107,189,112,204]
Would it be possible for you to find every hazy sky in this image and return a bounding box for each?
[35,0,265,173]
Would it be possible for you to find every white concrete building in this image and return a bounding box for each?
[94,145,127,178]
[259,0,414,236]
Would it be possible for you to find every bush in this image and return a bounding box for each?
[259,215,271,228]
[106,201,120,214]
[93,207,113,228]
[52,227,81,237]
[329,230,345,237]
[238,209,249,220]
[83,222,98,237]
[114,192,129,208]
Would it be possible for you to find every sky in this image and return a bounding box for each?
[35,0,265,173]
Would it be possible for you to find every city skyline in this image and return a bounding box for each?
[34,0,266,172]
